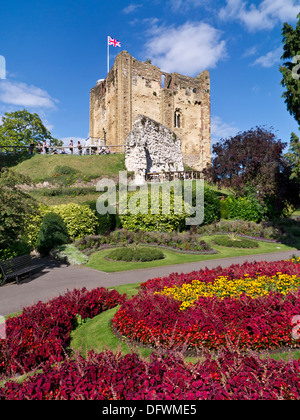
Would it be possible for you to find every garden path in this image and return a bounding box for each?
[0,249,300,316]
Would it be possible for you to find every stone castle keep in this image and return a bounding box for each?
[89,51,211,171]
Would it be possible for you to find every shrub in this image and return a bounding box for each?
[25,203,98,247]
[0,169,38,258]
[220,199,229,219]
[0,239,31,261]
[36,213,69,255]
[119,187,189,232]
[197,219,280,240]
[202,188,221,225]
[50,244,89,265]
[226,196,265,223]
[212,235,259,248]
[49,165,80,186]
[106,246,164,262]
[51,203,98,240]
[84,200,117,235]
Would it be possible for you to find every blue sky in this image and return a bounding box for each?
[0,0,299,148]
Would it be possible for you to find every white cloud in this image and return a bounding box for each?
[219,0,300,31]
[122,3,142,14]
[144,21,227,75]
[242,46,258,58]
[252,46,282,67]
[0,80,58,109]
[211,116,239,141]
[168,0,209,12]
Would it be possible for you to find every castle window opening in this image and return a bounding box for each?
[160,73,173,89]
[174,111,181,128]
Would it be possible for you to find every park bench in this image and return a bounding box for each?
[0,254,44,286]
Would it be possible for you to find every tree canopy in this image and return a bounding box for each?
[204,126,286,196]
[279,13,300,127]
[203,126,299,215]
[0,168,38,259]
[0,109,61,148]
[285,132,300,183]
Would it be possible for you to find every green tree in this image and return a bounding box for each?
[285,132,300,182]
[0,168,38,259]
[279,13,300,127]
[0,109,61,149]
[203,127,299,217]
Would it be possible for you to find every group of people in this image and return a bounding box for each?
[68,140,83,155]
[28,139,111,155]
[99,146,111,155]
[35,141,49,154]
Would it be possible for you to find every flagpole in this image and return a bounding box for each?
[107,36,109,75]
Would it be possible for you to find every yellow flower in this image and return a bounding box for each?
[157,273,300,310]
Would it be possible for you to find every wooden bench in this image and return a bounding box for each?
[0,254,44,286]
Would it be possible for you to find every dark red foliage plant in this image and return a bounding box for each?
[1,348,299,400]
[0,287,125,378]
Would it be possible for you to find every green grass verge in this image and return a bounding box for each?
[85,236,296,273]
[12,154,126,183]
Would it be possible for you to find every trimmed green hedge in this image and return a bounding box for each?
[226,196,265,223]
[25,203,98,247]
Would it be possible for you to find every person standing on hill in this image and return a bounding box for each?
[77,141,82,155]
[69,139,74,154]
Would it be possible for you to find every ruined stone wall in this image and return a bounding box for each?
[125,115,184,184]
[90,51,211,170]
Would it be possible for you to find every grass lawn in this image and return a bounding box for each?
[85,235,297,273]
[12,153,126,183]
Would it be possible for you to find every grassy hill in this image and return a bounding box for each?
[10,154,126,183]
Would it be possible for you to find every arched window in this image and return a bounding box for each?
[161,73,173,89]
[174,111,181,128]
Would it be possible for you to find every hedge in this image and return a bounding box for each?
[25,203,98,247]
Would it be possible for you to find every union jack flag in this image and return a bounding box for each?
[108,36,121,47]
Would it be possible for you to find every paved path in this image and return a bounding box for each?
[0,249,300,316]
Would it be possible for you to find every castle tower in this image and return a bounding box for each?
[89,51,211,170]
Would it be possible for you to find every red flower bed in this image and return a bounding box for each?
[1,349,299,400]
[0,287,125,378]
[113,260,300,351]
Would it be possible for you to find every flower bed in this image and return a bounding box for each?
[76,229,214,255]
[0,259,300,400]
[0,287,125,378]
[113,260,300,352]
[1,349,299,400]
